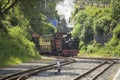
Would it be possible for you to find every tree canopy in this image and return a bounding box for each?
[0,0,63,67]
[71,0,120,56]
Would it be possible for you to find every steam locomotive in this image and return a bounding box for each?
[32,33,79,56]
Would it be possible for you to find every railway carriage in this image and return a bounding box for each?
[32,33,79,56]
[39,34,53,55]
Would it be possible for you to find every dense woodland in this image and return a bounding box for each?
[0,0,63,67]
[0,0,120,67]
[71,0,120,57]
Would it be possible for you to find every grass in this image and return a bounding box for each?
[78,52,114,58]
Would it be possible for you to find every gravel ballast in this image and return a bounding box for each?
[0,57,119,80]
[27,59,104,80]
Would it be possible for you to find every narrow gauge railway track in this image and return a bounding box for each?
[74,56,120,61]
[0,59,75,80]
[73,61,115,80]
[0,75,6,78]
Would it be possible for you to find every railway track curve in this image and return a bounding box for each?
[73,61,115,80]
[0,59,75,80]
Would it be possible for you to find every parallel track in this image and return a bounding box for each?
[0,59,75,80]
[0,56,118,80]
[74,56,120,61]
[73,61,115,80]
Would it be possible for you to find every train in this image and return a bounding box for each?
[32,33,79,56]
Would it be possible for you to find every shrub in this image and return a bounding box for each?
[0,21,8,35]
[0,26,41,67]
[9,16,19,26]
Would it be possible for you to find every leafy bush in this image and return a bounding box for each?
[111,0,120,21]
[9,16,19,26]
[0,26,40,67]
[71,5,120,57]
[93,16,112,35]
[113,24,120,39]
[0,21,8,35]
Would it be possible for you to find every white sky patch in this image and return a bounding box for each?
[56,0,74,27]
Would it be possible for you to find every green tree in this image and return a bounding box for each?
[111,0,120,21]
[0,0,18,17]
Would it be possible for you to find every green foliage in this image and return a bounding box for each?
[72,23,82,37]
[111,0,120,21]
[0,27,41,67]
[71,4,120,57]
[81,18,94,44]
[93,16,112,35]
[113,24,120,39]
[72,7,94,47]
[18,0,63,34]
[0,0,18,17]
[0,0,64,67]
[9,16,19,26]
[41,21,56,34]
[0,20,8,35]
[108,23,120,46]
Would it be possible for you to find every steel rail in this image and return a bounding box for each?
[0,75,4,78]
[17,60,75,80]
[74,56,120,61]
[91,61,115,80]
[73,61,108,80]
[0,73,13,78]
[0,59,70,80]
[0,59,75,80]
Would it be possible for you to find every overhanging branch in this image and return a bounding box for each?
[1,0,10,12]
[0,0,18,15]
